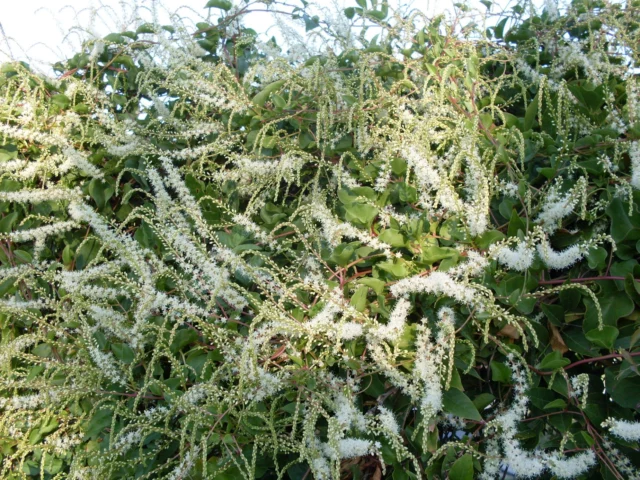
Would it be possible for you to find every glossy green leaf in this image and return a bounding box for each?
[537,351,571,370]
[585,326,619,350]
[357,277,386,294]
[524,92,539,131]
[442,388,482,421]
[490,361,512,383]
[378,229,405,247]
[449,454,474,480]
[252,80,286,107]
[205,0,232,10]
[349,285,369,312]
[111,343,135,364]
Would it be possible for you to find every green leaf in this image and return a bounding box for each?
[0,144,18,162]
[363,374,386,397]
[378,229,405,247]
[0,276,16,297]
[111,343,135,364]
[494,17,508,39]
[507,209,526,237]
[43,456,63,475]
[528,387,557,409]
[170,329,200,354]
[587,246,608,270]
[330,243,356,267]
[104,33,127,44]
[605,368,640,409]
[541,303,564,326]
[606,196,640,243]
[490,361,512,383]
[473,393,495,411]
[420,246,458,265]
[185,350,208,378]
[75,239,101,270]
[599,287,634,325]
[51,94,71,109]
[543,399,567,410]
[344,7,356,19]
[136,23,156,34]
[537,351,570,370]
[89,179,106,208]
[357,277,386,294]
[113,55,135,69]
[205,0,232,11]
[449,454,474,480]
[564,328,600,356]
[303,14,320,32]
[366,10,387,21]
[475,230,505,249]
[252,80,286,107]
[524,92,539,131]
[14,249,33,264]
[393,469,418,480]
[135,221,160,250]
[442,388,482,421]
[377,259,409,279]
[271,94,286,109]
[84,408,112,440]
[32,343,52,357]
[73,103,90,114]
[344,202,378,228]
[349,285,369,312]
[0,212,19,233]
[394,324,417,350]
[585,326,619,350]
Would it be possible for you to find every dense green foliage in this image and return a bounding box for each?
[1,0,639,478]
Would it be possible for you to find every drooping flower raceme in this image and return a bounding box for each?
[602,418,640,442]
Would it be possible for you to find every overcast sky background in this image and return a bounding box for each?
[0,0,521,72]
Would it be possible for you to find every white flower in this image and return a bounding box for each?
[547,451,597,479]
[311,457,331,480]
[323,438,377,460]
[377,406,400,434]
[536,178,586,233]
[391,272,480,307]
[537,239,587,270]
[166,448,199,480]
[0,187,82,203]
[87,342,124,385]
[371,297,411,342]
[334,393,367,432]
[629,141,640,190]
[603,418,640,441]
[340,322,364,340]
[59,147,104,178]
[492,239,536,272]
[89,40,105,62]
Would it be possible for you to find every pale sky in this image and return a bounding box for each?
[0,0,519,72]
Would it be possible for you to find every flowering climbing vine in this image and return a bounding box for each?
[0,0,639,478]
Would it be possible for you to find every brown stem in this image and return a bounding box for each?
[521,410,581,422]
[531,351,640,376]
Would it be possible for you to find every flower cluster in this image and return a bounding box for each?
[602,418,640,442]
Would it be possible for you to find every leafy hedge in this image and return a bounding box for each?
[1,0,639,478]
